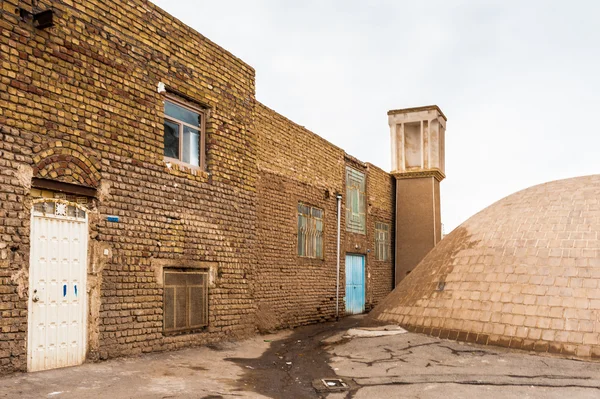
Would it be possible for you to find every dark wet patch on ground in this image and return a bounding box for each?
[188,365,209,371]
[226,316,364,399]
[206,342,230,351]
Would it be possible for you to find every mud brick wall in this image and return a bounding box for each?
[0,0,257,373]
[343,158,394,312]
[255,104,395,328]
[255,103,345,329]
[0,0,396,374]
[0,125,30,372]
[365,163,395,307]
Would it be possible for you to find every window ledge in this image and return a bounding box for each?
[164,158,209,181]
[151,259,218,288]
[163,326,209,337]
[346,230,367,235]
[298,256,326,264]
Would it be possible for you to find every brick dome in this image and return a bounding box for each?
[370,175,600,358]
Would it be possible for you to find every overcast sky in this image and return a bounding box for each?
[150,0,600,233]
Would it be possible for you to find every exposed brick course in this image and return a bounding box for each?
[1,0,257,372]
[255,104,394,329]
[366,163,395,305]
[0,0,395,373]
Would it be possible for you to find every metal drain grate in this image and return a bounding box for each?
[312,377,352,393]
[321,378,349,391]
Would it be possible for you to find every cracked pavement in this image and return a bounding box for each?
[326,323,600,398]
[1,315,600,398]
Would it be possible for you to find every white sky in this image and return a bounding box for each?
[150,0,600,233]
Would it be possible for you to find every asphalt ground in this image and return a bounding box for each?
[1,315,599,399]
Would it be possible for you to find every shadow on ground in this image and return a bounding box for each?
[227,316,364,399]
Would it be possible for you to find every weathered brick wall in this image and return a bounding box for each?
[365,163,395,306]
[343,155,370,263]
[255,104,395,328]
[0,125,30,372]
[255,103,345,188]
[1,0,257,372]
[0,0,396,374]
[255,104,345,328]
[343,158,394,312]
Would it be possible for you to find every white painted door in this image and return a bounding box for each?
[28,200,88,372]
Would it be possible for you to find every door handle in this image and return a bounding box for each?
[32,289,39,303]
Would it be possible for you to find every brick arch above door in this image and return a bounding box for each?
[32,141,101,188]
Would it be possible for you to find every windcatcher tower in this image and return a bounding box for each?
[389,106,447,285]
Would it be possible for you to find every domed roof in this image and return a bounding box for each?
[370,174,600,358]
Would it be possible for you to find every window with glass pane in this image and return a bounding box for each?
[375,222,391,261]
[346,167,366,233]
[297,203,324,259]
[164,98,204,168]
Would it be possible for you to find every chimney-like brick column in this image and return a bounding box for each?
[389,106,447,285]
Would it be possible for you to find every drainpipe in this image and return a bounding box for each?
[336,193,342,319]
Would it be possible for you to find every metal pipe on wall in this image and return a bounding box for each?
[336,193,342,319]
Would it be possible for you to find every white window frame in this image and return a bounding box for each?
[163,96,206,170]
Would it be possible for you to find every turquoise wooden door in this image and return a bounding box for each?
[345,254,365,314]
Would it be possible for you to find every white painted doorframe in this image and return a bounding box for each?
[28,199,88,372]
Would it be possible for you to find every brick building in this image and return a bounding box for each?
[0,0,443,373]
[255,104,395,330]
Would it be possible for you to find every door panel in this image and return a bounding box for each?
[345,254,365,314]
[28,209,88,372]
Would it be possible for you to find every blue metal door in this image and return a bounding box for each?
[345,254,365,314]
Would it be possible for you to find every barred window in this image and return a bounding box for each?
[163,270,208,334]
[297,203,324,259]
[346,167,366,234]
[375,222,391,261]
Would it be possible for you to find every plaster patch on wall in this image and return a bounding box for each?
[89,240,112,274]
[98,181,111,202]
[87,238,111,361]
[87,272,102,361]
[10,267,28,298]
[86,204,109,361]
[16,164,33,189]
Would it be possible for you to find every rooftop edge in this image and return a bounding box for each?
[387,105,447,121]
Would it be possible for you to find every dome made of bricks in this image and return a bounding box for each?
[370,174,600,358]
